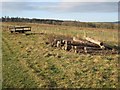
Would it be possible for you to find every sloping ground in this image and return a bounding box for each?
[2,22,119,88]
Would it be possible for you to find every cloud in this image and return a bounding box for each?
[2,2,118,13]
[2,2,34,12]
[59,0,118,12]
[1,0,119,2]
[2,0,22,2]
[61,0,119,2]
[1,0,60,2]
[59,2,118,13]
[2,2,60,13]
[46,2,118,13]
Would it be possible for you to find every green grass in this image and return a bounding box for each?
[2,22,119,88]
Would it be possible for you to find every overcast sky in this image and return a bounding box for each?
[1,0,119,2]
[1,0,119,22]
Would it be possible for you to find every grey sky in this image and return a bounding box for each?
[1,1,118,22]
[2,2,118,13]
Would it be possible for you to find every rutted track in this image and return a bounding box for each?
[2,37,13,54]
[2,34,45,87]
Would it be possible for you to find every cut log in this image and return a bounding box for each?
[73,37,85,43]
[84,47,102,50]
[84,46,102,53]
[85,37,103,46]
[51,39,60,47]
[71,40,100,48]
[103,43,113,50]
[64,40,72,51]
[72,46,85,53]
[85,37,105,49]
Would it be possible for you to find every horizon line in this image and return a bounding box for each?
[1,16,118,23]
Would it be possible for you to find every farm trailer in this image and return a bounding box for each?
[9,26,31,33]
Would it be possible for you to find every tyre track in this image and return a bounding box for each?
[2,37,13,54]
[19,58,49,87]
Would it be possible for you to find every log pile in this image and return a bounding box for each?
[50,37,117,54]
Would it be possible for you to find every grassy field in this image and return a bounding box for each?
[2,22,119,88]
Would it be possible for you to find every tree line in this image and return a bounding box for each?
[1,16,118,29]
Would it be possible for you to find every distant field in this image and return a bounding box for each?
[2,22,119,88]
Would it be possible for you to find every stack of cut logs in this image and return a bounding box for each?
[51,37,115,54]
